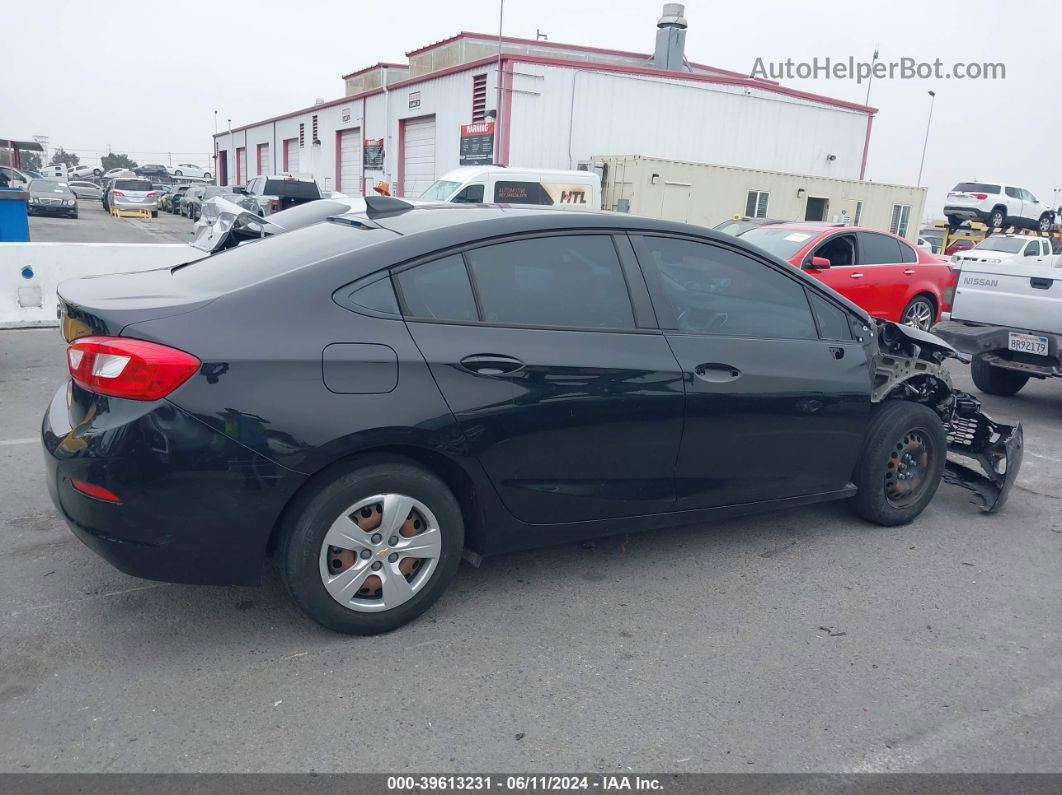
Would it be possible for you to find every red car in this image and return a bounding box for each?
[738,223,956,330]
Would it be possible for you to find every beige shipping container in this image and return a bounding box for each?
[596,155,927,242]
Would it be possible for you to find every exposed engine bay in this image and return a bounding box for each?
[871,319,1023,513]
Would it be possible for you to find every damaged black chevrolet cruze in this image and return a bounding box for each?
[42,200,1023,634]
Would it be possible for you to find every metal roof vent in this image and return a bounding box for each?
[653,3,688,71]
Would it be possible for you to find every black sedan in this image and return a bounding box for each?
[27,179,78,218]
[43,200,1022,635]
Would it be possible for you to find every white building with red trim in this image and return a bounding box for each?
[213,11,876,202]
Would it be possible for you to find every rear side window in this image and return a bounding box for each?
[807,292,853,341]
[493,181,552,205]
[465,236,635,329]
[897,240,918,264]
[859,233,902,265]
[395,254,478,322]
[953,182,1000,194]
[1005,187,1021,199]
[637,236,817,340]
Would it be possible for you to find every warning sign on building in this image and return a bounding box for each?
[459,121,494,166]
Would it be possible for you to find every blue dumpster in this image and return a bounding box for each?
[0,187,30,241]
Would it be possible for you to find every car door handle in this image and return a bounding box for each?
[849,272,864,279]
[694,363,741,383]
[459,354,524,375]
[903,269,916,275]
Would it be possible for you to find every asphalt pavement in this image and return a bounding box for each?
[29,198,193,244]
[1,328,1061,773]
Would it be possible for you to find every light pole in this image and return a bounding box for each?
[494,0,504,165]
[213,110,219,181]
[917,90,936,187]
[864,48,879,106]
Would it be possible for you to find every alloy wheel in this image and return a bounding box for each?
[319,493,442,613]
[902,299,934,330]
[884,430,934,508]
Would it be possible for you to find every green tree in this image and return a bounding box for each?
[50,147,80,168]
[20,151,43,172]
[101,152,138,171]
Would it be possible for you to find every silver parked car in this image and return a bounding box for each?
[106,177,159,216]
[68,180,103,200]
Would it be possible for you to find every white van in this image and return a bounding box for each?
[417,166,600,209]
[40,163,69,180]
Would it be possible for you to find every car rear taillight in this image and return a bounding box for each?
[147,192,158,198]
[270,199,280,212]
[66,336,200,400]
[971,193,988,200]
[112,190,125,197]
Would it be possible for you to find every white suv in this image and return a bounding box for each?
[945,181,1054,233]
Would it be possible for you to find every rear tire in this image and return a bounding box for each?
[279,461,464,635]
[1039,214,1052,235]
[849,401,946,526]
[900,294,936,331]
[989,206,1006,229]
[971,354,1029,396]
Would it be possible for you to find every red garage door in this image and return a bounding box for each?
[236,148,246,185]
[284,138,299,173]
[257,143,270,177]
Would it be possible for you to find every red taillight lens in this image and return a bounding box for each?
[147,191,158,198]
[67,336,200,400]
[971,193,988,200]
[112,190,125,197]
[70,479,122,503]
[270,199,280,211]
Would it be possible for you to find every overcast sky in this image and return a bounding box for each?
[4,0,1058,218]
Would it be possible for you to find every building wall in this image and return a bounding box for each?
[507,63,870,179]
[215,65,498,197]
[599,155,927,240]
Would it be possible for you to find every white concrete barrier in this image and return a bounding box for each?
[1,243,205,328]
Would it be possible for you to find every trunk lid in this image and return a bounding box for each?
[58,266,220,340]
[951,259,1062,334]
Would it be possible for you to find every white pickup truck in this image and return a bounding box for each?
[952,234,1062,270]
[933,247,1062,395]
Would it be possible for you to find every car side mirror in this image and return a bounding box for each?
[807,256,832,269]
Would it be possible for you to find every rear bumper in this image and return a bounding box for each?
[41,384,305,585]
[113,199,158,211]
[943,205,987,222]
[932,320,1062,376]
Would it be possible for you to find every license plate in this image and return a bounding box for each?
[1008,332,1048,356]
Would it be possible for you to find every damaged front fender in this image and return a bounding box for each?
[943,392,1023,513]
[871,320,1023,514]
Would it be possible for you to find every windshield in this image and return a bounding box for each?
[739,227,817,260]
[114,179,153,192]
[974,237,1026,254]
[419,180,460,201]
[29,179,72,194]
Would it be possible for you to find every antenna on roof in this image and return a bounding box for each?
[363,196,415,219]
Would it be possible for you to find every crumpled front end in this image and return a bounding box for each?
[943,392,1023,513]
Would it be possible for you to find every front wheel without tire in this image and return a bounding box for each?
[279,461,464,635]
[849,401,947,526]
[971,354,1028,396]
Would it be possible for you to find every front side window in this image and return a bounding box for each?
[807,292,854,341]
[860,232,902,265]
[745,190,769,219]
[465,235,635,329]
[1024,241,1041,257]
[813,234,856,267]
[452,184,484,203]
[638,236,817,340]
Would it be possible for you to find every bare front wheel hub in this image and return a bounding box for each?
[319,493,442,612]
